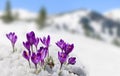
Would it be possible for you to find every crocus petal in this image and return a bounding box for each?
[46,35,50,47]
[40,37,45,45]
[22,50,30,61]
[34,37,39,48]
[41,47,48,60]
[64,44,74,55]
[37,47,48,60]
[31,52,41,65]
[12,35,17,44]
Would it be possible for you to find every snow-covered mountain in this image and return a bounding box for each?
[48,9,120,43]
[1,8,120,42]
[104,9,120,21]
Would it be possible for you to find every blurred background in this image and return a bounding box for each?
[0,0,120,45]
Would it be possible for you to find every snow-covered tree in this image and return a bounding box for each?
[2,0,13,23]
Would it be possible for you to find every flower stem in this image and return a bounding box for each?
[48,52,49,58]
[28,60,31,68]
[47,49,49,58]
[41,60,44,66]
[12,44,15,53]
[35,64,37,71]
[60,63,63,70]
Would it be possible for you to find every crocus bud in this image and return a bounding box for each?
[23,41,31,51]
[58,51,67,64]
[64,43,74,55]
[22,50,31,61]
[6,32,17,45]
[68,57,76,65]
[26,31,36,45]
[6,32,17,52]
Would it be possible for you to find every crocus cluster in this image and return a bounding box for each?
[6,32,17,52]
[22,31,76,74]
[56,39,76,70]
[22,31,50,70]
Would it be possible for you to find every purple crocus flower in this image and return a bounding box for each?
[6,32,17,52]
[56,39,66,51]
[56,39,74,55]
[68,57,76,65]
[40,35,50,47]
[64,43,74,55]
[58,51,68,69]
[6,32,17,45]
[34,37,39,50]
[22,50,31,68]
[23,41,31,51]
[37,47,48,65]
[38,47,48,60]
[26,31,36,45]
[31,52,41,70]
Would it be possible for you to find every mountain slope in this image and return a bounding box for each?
[1,8,120,42]
[104,9,120,21]
[48,9,120,43]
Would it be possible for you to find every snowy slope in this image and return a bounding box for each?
[48,9,120,43]
[49,9,90,31]
[0,8,120,41]
[104,9,120,21]
[0,21,120,76]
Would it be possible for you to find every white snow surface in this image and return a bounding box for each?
[0,21,120,76]
[104,9,120,21]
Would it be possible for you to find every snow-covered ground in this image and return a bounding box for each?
[0,21,120,76]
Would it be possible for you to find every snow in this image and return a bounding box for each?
[0,9,37,20]
[49,9,90,31]
[48,9,119,43]
[0,21,120,76]
[104,9,120,21]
